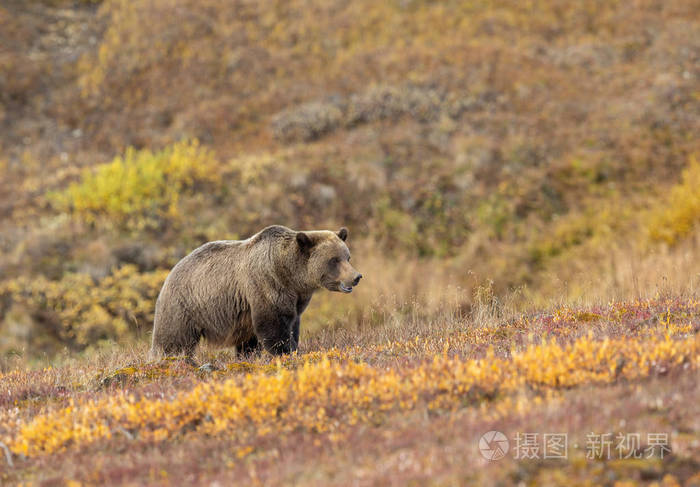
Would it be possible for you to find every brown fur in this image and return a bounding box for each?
[151,225,361,356]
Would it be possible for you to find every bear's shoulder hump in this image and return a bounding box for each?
[254,225,294,242]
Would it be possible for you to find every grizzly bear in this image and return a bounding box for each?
[150,225,362,356]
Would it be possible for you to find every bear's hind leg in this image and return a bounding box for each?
[152,320,201,358]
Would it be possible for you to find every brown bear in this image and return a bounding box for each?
[150,225,362,356]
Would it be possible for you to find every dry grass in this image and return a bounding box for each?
[524,230,700,309]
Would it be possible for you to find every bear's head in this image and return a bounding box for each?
[296,227,362,294]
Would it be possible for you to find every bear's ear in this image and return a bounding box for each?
[337,227,348,241]
[296,231,314,251]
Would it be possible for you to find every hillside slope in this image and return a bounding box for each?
[1,0,699,358]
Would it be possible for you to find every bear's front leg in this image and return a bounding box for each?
[239,335,260,356]
[293,296,310,349]
[252,309,297,355]
[292,316,300,348]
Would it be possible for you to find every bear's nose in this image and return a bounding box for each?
[352,274,362,286]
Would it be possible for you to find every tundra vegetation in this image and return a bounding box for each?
[0,0,698,484]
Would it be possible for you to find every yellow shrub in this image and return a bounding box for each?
[52,140,220,229]
[649,156,700,245]
[0,265,168,348]
[8,332,698,456]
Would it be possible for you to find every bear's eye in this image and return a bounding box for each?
[329,257,340,266]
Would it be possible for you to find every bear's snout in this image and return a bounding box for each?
[337,268,362,293]
[352,274,362,286]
